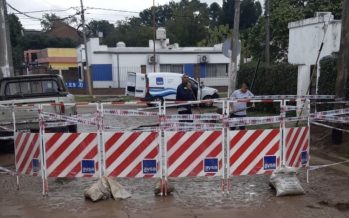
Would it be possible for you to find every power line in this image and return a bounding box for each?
[6,3,43,21]
[12,7,78,14]
[6,3,81,22]
[86,7,139,14]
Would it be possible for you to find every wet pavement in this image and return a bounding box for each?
[1,151,349,218]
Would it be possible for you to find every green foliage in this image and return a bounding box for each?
[166,0,209,46]
[139,4,173,27]
[104,18,153,47]
[208,2,221,27]
[238,62,297,112]
[318,55,337,95]
[237,62,298,95]
[88,20,115,38]
[198,25,231,46]
[220,0,262,29]
[41,13,77,32]
[244,0,342,62]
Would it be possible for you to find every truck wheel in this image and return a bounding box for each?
[68,124,78,133]
[0,139,14,153]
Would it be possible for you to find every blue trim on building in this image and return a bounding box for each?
[91,64,113,81]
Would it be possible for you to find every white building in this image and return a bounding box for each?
[77,28,231,89]
[288,12,342,96]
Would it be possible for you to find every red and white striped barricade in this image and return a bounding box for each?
[15,132,42,176]
[103,131,160,178]
[285,127,310,168]
[44,133,100,177]
[228,129,281,176]
[165,130,223,177]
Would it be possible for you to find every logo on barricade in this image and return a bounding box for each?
[143,159,157,174]
[263,156,277,170]
[81,160,95,174]
[32,158,40,172]
[301,151,308,165]
[204,158,219,173]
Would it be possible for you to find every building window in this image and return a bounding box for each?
[160,64,184,73]
[206,64,228,77]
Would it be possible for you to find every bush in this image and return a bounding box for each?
[237,62,298,113]
[237,62,298,95]
[318,55,337,95]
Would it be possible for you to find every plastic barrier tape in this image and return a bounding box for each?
[165,114,222,121]
[103,109,158,116]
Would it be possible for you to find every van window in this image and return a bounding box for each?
[156,77,164,85]
[189,79,198,89]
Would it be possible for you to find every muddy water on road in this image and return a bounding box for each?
[1,154,349,218]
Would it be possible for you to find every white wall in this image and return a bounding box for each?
[288,14,342,96]
[288,18,341,65]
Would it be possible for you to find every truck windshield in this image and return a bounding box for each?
[5,80,60,97]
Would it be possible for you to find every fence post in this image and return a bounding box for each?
[11,101,20,190]
[97,103,105,177]
[280,100,286,167]
[307,99,311,183]
[38,104,48,196]
[221,100,228,194]
[159,101,166,196]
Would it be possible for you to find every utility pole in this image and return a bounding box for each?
[332,0,349,145]
[265,0,270,66]
[80,0,92,95]
[228,0,241,96]
[335,0,349,98]
[0,0,14,78]
[152,0,156,73]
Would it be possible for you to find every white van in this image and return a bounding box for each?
[126,72,219,102]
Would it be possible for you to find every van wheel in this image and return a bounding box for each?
[153,96,164,105]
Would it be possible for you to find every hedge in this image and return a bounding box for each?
[237,62,298,95]
[318,55,338,95]
[237,62,298,113]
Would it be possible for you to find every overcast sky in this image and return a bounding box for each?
[7,0,264,30]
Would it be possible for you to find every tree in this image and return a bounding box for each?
[244,0,343,62]
[208,2,221,27]
[220,0,261,30]
[8,14,23,70]
[240,0,262,30]
[198,24,231,46]
[104,18,153,47]
[166,0,209,46]
[139,5,173,27]
[88,20,114,38]
[41,13,77,32]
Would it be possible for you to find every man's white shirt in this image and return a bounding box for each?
[230,89,254,115]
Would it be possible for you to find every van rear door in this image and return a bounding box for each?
[126,72,146,98]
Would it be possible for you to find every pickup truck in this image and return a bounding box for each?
[0,74,77,150]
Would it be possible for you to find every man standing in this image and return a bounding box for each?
[176,74,196,115]
[230,82,254,130]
